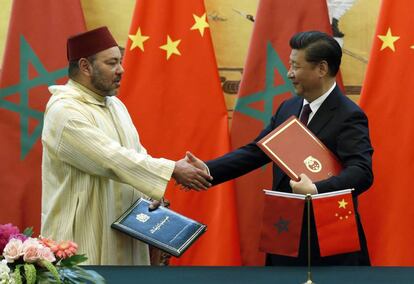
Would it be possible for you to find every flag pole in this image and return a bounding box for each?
[303,194,315,284]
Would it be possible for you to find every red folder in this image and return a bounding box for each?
[257,116,342,182]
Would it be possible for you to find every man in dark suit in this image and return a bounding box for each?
[186,31,373,266]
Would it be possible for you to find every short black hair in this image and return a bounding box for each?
[289,31,342,76]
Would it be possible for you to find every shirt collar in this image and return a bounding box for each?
[303,82,336,114]
[67,79,107,106]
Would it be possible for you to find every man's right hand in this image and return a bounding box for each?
[185,151,209,173]
[172,157,213,191]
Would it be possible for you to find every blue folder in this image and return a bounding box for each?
[111,198,207,257]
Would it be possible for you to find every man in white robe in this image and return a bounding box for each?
[41,27,211,265]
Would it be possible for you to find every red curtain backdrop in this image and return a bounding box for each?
[118,0,241,265]
[231,0,333,265]
[359,0,414,266]
[0,0,86,231]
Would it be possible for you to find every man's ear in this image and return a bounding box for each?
[318,60,329,77]
[78,58,92,76]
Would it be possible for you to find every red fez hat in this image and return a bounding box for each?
[67,26,118,61]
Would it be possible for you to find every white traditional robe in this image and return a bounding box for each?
[41,80,175,265]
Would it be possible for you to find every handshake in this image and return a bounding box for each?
[149,151,211,210]
[171,151,212,191]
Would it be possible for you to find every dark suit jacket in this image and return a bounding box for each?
[207,86,373,266]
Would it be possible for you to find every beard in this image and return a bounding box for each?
[90,67,120,97]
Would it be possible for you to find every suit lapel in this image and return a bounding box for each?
[292,97,303,119]
[307,86,341,135]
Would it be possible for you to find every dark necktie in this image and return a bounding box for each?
[299,104,312,125]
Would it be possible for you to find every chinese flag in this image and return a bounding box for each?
[231,0,333,265]
[359,0,414,265]
[0,1,85,231]
[259,191,305,257]
[312,190,360,257]
[118,0,241,265]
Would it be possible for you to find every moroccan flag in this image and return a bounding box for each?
[359,0,414,265]
[231,0,333,265]
[259,191,305,257]
[0,1,85,230]
[118,0,241,265]
[312,189,360,257]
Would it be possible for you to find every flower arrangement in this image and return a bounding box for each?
[0,223,104,284]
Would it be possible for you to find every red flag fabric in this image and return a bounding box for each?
[312,190,360,257]
[231,0,333,265]
[259,191,305,257]
[0,1,85,230]
[118,0,241,265]
[359,0,414,266]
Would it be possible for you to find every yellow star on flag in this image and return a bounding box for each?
[160,35,181,60]
[338,199,348,209]
[191,13,209,36]
[128,27,149,51]
[378,27,400,52]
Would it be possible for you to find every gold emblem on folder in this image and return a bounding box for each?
[304,156,322,173]
[136,213,150,223]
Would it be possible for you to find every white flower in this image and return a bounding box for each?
[0,259,12,284]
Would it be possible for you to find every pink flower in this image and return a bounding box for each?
[38,246,56,263]
[3,238,23,263]
[9,233,28,242]
[22,238,42,263]
[0,223,20,254]
[38,236,57,249]
[53,240,78,259]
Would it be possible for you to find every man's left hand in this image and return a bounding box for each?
[290,173,318,195]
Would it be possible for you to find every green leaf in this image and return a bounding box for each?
[39,260,61,284]
[37,267,106,284]
[22,227,34,237]
[59,254,88,267]
[13,264,23,284]
[36,271,60,284]
[23,263,37,284]
[59,267,106,284]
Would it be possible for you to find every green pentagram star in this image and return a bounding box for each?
[0,35,67,159]
[234,41,295,126]
[274,217,290,234]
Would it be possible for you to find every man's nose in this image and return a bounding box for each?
[117,64,124,74]
[287,68,294,78]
